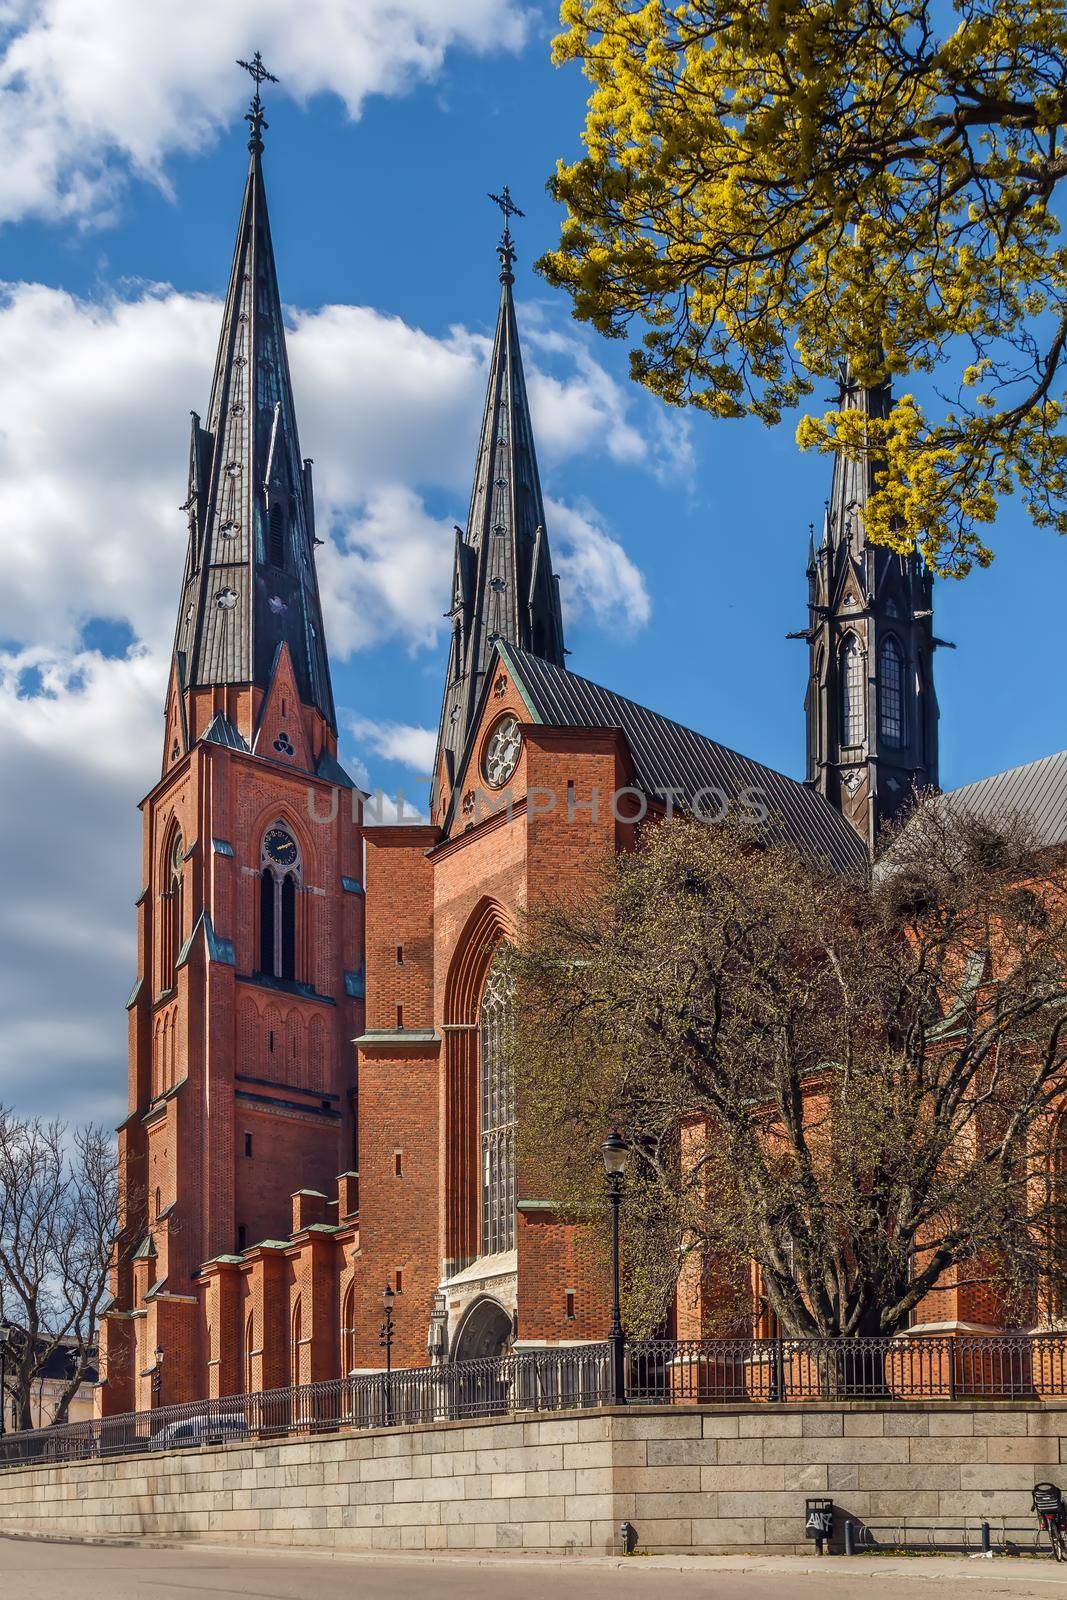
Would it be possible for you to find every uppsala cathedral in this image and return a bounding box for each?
[96,87,1066,1414]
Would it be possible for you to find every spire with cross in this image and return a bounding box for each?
[488,185,524,282]
[237,50,278,152]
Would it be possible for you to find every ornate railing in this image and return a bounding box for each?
[0,1332,1063,1471]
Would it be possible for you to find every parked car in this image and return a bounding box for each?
[149,1412,248,1450]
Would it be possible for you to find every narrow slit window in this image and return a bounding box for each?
[840,634,865,746]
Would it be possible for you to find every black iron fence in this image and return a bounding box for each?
[1,1331,1064,1472]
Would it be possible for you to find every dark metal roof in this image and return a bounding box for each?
[170,135,335,729]
[502,645,869,872]
[202,711,249,752]
[432,235,565,812]
[944,750,1067,849]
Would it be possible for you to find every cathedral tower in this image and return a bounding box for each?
[430,194,566,822]
[99,70,364,1413]
[805,372,939,853]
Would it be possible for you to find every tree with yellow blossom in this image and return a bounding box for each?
[539,0,1067,575]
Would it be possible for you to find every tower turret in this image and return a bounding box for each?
[430,190,566,821]
[168,59,334,765]
[804,373,939,852]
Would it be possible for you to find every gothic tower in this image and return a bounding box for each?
[430,202,566,822]
[805,372,939,853]
[99,80,364,1413]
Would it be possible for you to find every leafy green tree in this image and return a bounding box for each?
[540,0,1067,575]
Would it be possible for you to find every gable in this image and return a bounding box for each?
[252,642,313,773]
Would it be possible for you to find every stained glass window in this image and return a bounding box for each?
[879,635,906,747]
[480,950,515,1256]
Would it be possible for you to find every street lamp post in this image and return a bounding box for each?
[379,1286,395,1426]
[602,1130,629,1407]
[151,1345,164,1411]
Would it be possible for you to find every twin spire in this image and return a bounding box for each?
[431,187,566,814]
[171,55,335,735]
[171,64,564,792]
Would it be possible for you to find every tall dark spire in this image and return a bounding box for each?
[430,191,566,818]
[804,372,939,852]
[171,59,335,735]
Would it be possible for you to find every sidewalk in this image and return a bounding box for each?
[4,1530,1066,1587]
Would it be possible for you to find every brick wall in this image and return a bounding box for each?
[1,1403,1064,1555]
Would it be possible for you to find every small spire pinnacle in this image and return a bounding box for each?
[488,184,524,283]
[237,50,278,153]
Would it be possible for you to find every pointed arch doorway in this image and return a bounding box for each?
[452,1296,513,1363]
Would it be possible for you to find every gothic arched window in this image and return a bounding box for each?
[840,634,865,747]
[259,825,300,981]
[161,828,184,992]
[879,635,906,748]
[479,950,516,1257]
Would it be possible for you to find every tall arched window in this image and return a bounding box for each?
[479,950,516,1256]
[161,829,184,991]
[840,635,865,747]
[259,825,300,981]
[879,635,906,747]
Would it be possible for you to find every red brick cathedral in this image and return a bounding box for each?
[98,105,1061,1413]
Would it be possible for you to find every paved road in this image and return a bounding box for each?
[2,1539,1066,1599]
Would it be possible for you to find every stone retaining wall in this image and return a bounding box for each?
[0,1403,1063,1556]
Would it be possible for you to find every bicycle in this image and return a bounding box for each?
[1032,1482,1067,1562]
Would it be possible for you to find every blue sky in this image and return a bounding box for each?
[0,1,1063,1123]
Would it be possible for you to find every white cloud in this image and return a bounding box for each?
[549,498,652,633]
[0,641,161,1122]
[317,484,457,656]
[0,0,530,224]
[347,713,437,774]
[0,282,656,660]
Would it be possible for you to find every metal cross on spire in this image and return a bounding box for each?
[488,185,524,282]
[237,51,278,152]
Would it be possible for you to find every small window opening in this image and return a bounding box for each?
[565,1291,576,1320]
[268,502,285,568]
[396,1004,404,1029]
[394,1150,403,1178]
[395,1268,403,1293]
[244,1132,253,1158]
[237,1224,247,1251]
[268,1029,274,1053]
[396,945,404,965]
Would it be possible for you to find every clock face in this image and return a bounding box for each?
[483,715,521,788]
[264,826,298,868]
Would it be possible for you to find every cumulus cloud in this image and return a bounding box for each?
[0,641,162,1122]
[549,498,652,633]
[0,282,655,659]
[347,713,437,774]
[0,0,530,224]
